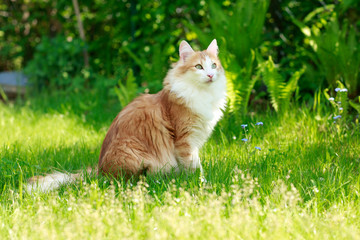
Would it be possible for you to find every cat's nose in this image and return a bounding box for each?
[207,74,214,79]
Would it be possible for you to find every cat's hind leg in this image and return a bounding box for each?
[99,138,152,178]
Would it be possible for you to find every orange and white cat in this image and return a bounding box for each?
[26,39,226,192]
[98,39,226,177]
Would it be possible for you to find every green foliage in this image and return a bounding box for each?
[0,86,8,102]
[225,50,260,113]
[24,35,86,90]
[113,69,138,108]
[292,11,360,96]
[206,0,269,65]
[0,0,207,92]
[258,56,304,112]
[1,0,360,116]
[349,97,360,114]
[122,42,174,93]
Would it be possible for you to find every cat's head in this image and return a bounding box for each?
[168,39,225,87]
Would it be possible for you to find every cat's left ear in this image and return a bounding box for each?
[207,39,218,56]
[179,41,195,62]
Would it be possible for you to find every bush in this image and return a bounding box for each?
[24,35,86,90]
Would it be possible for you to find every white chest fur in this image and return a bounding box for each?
[170,74,227,149]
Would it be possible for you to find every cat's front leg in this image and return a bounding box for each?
[190,148,202,172]
[191,151,207,183]
[176,146,203,173]
[174,141,197,170]
[175,144,207,182]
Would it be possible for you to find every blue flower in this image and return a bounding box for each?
[241,124,248,129]
[255,122,263,126]
[339,107,343,111]
[255,146,261,150]
[328,97,334,101]
[335,88,341,92]
[340,88,348,92]
[337,101,341,104]
[241,138,248,142]
[333,115,341,120]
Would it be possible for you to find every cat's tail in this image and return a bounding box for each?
[25,167,95,193]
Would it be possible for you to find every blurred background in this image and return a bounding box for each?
[0,0,359,117]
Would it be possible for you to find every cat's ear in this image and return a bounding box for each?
[207,39,218,56]
[179,40,194,62]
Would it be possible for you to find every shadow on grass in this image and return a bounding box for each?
[16,88,121,131]
[0,142,99,192]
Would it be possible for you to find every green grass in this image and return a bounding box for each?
[1,92,360,239]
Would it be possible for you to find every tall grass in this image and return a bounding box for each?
[1,92,360,239]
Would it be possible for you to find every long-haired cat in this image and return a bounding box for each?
[98,39,226,177]
[26,39,226,192]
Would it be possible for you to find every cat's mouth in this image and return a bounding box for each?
[206,79,214,83]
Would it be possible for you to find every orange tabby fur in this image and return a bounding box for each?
[98,40,226,178]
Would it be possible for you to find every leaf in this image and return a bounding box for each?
[236,49,259,113]
[349,98,360,114]
[259,57,303,112]
[281,67,305,105]
[259,56,284,112]
[114,69,138,108]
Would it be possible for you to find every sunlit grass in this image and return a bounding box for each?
[1,101,105,148]
[1,94,360,239]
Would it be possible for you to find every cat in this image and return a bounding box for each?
[26,39,227,192]
[98,39,227,178]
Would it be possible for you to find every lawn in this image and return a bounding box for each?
[1,92,360,239]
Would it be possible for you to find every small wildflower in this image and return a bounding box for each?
[200,176,207,183]
[241,124,248,129]
[255,146,261,150]
[337,101,341,104]
[333,115,341,120]
[339,107,343,111]
[340,88,348,92]
[335,88,341,92]
[241,138,248,142]
[328,97,334,101]
[232,136,236,140]
[255,122,263,126]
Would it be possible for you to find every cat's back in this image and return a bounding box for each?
[98,92,171,165]
[111,92,164,131]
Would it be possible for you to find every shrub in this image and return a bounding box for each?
[24,35,86,90]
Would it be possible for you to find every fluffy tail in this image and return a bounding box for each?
[26,167,94,193]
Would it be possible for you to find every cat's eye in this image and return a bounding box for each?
[211,63,217,69]
[195,64,203,70]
